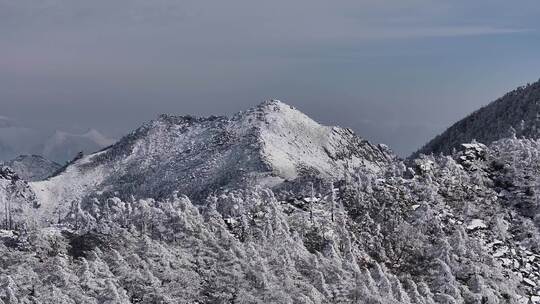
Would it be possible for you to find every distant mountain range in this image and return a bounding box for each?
[38,129,116,164]
[0,116,115,163]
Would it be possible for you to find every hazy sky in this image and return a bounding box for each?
[1,0,540,156]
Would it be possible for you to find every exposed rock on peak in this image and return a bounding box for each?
[0,166,19,181]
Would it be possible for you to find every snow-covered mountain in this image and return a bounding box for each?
[30,100,394,221]
[416,80,540,156]
[1,155,61,181]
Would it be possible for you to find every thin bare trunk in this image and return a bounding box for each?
[330,182,335,223]
[310,182,314,223]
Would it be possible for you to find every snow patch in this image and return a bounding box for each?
[466,219,488,231]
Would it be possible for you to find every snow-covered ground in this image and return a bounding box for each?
[30,151,110,224]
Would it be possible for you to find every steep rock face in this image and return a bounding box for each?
[1,155,61,181]
[416,80,540,156]
[30,100,393,221]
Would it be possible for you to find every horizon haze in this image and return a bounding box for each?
[2,1,540,156]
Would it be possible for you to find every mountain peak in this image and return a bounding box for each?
[233,99,316,131]
[233,99,293,117]
[31,100,394,217]
[256,99,290,110]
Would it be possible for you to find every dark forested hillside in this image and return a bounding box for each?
[416,80,540,157]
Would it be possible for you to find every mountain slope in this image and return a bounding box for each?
[1,155,61,181]
[30,100,393,221]
[416,80,540,156]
